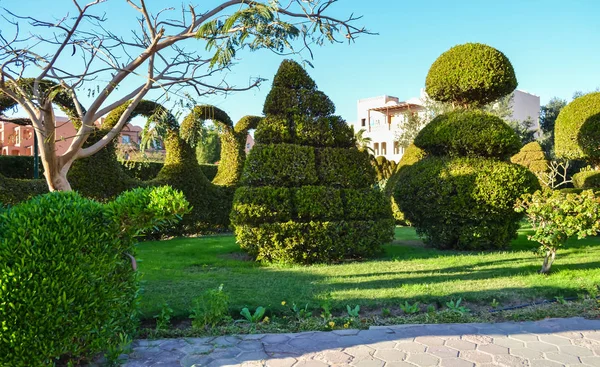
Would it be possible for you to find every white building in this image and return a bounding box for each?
[351,90,540,162]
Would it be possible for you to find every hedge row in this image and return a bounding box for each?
[231,186,391,224]
[0,174,48,206]
[0,156,43,179]
[121,161,218,181]
[241,143,374,188]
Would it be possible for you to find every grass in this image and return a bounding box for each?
[136,224,600,320]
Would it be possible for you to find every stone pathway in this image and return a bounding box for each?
[122,317,600,367]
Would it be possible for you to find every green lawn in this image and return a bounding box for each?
[136,225,600,320]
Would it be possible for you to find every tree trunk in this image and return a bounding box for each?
[540,248,556,274]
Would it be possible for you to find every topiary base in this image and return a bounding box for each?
[235,219,395,264]
[394,156,540,251]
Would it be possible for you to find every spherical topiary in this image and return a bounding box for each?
[233,60,394,264]
[394,156,540,250]
[572,170,600,189]
[425,43,517,107]
[414,110,521,160]
[554,92,600,162]
[510,142,549,179]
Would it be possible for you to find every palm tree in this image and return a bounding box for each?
[355,128,374,154]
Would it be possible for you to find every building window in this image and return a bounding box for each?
[361,118,366,127]
[394,142,400,155]
[374,143,379,156]
[381,142,387,155]
[122,135,131,144]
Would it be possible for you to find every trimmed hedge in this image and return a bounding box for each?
[0,156,42,179]
[316,147,375,188]
[555,92,600,161]
[121,161,218,182]
[394,157,540,250]
[0,173,48,206]
[240,143,318,187]
[414,110,521,160]
[234,219,395,264]
[233,60,394,263]
[572,170,600,189]
[510,142,549,178]
[0,187,189,366]
[372,156,398,181]
[425,43,517,107]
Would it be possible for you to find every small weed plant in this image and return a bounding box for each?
[240,306,266,323]
[154,302,174,331]
[346,305,360,318]
[190,284,230,329]
[446,298,470,315]
[399,301,420,314]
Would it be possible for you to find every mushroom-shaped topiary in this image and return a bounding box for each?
[554,92,600,163]
[425,43,517,108]
[510,141,550,180]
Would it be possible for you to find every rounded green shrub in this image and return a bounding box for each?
[414,110,521,159]
[0,187,189,366]
[394,157,540,250]
[554,92,600,161]
[232,60,394,264]
[510,141,549,178]
[572,170,600,189]
[425,43,517,107]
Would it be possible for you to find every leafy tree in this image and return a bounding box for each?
[516,189,600,274]
[196,125,222,164]
[0,1,369,191]
[354,128,374,153]
[506,118,537,145]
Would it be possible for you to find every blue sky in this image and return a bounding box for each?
[2,0,599,124]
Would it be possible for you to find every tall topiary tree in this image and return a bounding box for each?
[395,44,539,250]
[232,60,394,264]
[511,141,550,184]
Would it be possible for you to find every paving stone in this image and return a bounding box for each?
[583,332,600,341]
[462,334,493,345]
[240,362,264,367]
[439,358,474,367]
[179,354,212,367]
[581,356,600,366]
[530,360,565,367]
[526,341,559,352]
[493,354,529,367]
[344,345,375,359]
[264,357,297,367]
[426,346,459,358]
[394,342,427,353]
[333,329,361,336]
[373,349,407,362]
[545,352,582,364]
[491,337,525,349]
[241,334,266,341]
[446,325,479,335]
[178,343,214,355]
[207,358,239,367]
[293,361,329,367]
[262,335,291,344]
[406,353,440,367]
[368,341,398,350]
[237,350,269,361]
[383,362,417,367]
[508,348,544,360]
[459,350,493,364]
[538,334,573,346]
[212,336,242,347]
[351,357,385,367]
[560,345,595,357]
[509,333,539,343]
[415,336,446,347]
[315,350,352,364]
[444,340,476,351]
[237,340,264,351]
[478,343,509,355]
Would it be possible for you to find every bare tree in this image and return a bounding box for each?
[0,0,370,191]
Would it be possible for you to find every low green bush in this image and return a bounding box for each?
[316,148,374,188]
[394,156,540,250]
[121,161,163,181]
[240,143,318,187]
[414,110,521,160]
[235,219,394,264]
[0,187,189,366]
[572,170,600,189]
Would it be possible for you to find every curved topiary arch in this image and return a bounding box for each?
[425,43,517,108]
[555,92,600,162]
[181,105,262,186]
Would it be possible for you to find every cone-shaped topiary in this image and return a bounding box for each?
[395,44,539,250]
[554,92,600,163]
[232,60,394,264]
[425,43,517,108]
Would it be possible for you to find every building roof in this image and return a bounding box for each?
[369,102,424,113]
